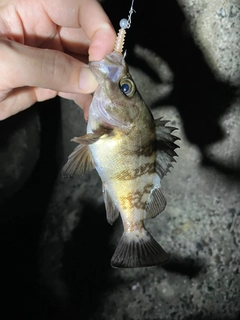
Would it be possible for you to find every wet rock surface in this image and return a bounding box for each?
[1,0,240,319]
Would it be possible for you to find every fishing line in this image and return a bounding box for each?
[114,0,136,54]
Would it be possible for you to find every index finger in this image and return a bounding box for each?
[42,0,116,61]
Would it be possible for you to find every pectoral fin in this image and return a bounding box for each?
[62,126,113,177]
[62,144,95,177]
[71,126,112,145]
[145,185,167,219]
[155,118,180,179]
[71,133,100,145]
[102,184,119,225]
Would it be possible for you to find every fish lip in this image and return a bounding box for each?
[89,60,112,83]
[89,52,124,68]
[89,52,126,83]
[89,61,103,79]
[89,60,101,71]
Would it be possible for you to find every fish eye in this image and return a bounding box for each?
[119,77,135,97]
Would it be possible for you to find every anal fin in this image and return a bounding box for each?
[111,229,169,268]
[145,186,166,219]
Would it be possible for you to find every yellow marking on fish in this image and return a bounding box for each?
[119,183,153,210]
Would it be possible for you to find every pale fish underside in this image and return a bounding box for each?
[62,52,179,268]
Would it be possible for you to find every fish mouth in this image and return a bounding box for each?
[88,61,106,82]
[89,52,126,83]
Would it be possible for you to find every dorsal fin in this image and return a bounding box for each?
[154,118,180,179]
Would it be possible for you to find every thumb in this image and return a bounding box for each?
[0,37,98,94]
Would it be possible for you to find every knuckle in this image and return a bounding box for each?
[41,49,69,84]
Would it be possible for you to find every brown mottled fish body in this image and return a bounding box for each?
[63,52,179,268]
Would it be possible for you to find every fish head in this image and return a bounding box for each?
[89,52,148,129]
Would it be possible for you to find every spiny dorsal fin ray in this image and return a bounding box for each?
[62,144,95,177]
[145,185,166,219]
[154,117,180,179]
[102,184,119,225]
[111,229,169,268]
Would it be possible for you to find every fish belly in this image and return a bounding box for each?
[89,131,156,226]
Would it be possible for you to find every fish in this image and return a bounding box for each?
[62,51,179,268]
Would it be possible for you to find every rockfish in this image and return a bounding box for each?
[63,52,179,268]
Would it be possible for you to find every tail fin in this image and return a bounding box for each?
[111,229,169,268]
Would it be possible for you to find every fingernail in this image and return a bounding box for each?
[79,67,98,92]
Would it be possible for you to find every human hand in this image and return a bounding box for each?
[0,0,116,120]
